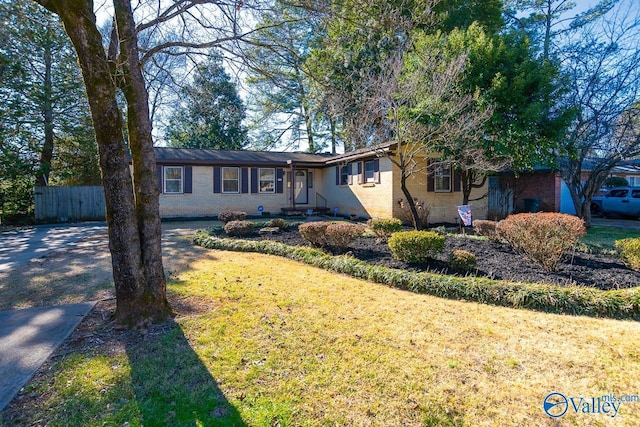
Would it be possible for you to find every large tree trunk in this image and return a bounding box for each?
[113,0,170,323]
[36,0,170,326]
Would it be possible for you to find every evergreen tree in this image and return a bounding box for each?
[166,52,247,150]
[0,0,98,220]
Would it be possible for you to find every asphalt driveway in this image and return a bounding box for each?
[0,222,107,272]
[0,220,214,413]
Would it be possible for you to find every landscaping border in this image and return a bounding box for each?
[193,231,640,320]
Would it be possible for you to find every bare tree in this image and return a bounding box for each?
[353,32,493,229]
[557,1,640,225]
[28,0,318,326]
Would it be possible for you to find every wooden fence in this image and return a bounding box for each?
[487,176,513,220]
[34,186,105,223]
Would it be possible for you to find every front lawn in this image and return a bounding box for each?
[580,225,640,253]
[3,247,640,426]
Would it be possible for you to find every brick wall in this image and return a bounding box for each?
[320,155,488,224]
[512,170,559,213]
[320,157,394,219]
[390,159,488,224]
[159,165,306,218]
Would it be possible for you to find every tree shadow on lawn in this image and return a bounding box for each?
[125,319,246,427]
[0,242,114,310]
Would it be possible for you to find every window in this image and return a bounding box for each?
[632,189,640,199]
[259,168,275,193]
[340,165,349,186]
[164,166,183,194]
[607,188,628,198]
[434,164,452,192]
[628,176,640,187]
[364,160,376,183]
[222,167,239,193]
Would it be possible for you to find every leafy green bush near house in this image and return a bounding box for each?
[387,230,445,263]
[615,237,640,270]
[368,218,403,241]
[449,249,477,273]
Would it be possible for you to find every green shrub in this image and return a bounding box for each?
[431,225,447,236]
[615,237,640,270]
[218,211,247,223]
[388,231,445,263]
[449,250,477,273]
[368,218,403,240]
[473,220,498,240]
[299,221,330,247]
[603,176,629,188]
[496,213,585,271]
[326,222,365,250]
[266,217,288,230]
[224,220,254,237]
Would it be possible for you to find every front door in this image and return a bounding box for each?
[294,170,308,204]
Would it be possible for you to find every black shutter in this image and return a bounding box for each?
[453,168,461,192]
[373,158,380,183]
[251,168,258,193]
[184,166,192,194]
[427,159,434,192]
[357,161,362,184]
[157,165,163,194]
[276,168,284,193]
[241,167,249,193]
[307,171,313,189]
[213,167,221,193]
[335,166,339,185]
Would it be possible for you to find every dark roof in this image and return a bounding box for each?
[153,144,395,167]
[153,147,331,167]
[324,141,395,164]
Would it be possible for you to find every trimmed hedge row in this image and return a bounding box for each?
[193,232,640,320]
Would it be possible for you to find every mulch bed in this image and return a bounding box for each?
[214,228,640,291]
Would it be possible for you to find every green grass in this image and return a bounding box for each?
[194,233,640,320]
[579,226,640,254]
[3,248,640,426]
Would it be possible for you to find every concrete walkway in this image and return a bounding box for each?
[0,302,96,411]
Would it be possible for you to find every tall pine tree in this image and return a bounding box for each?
[166,51,247,150]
